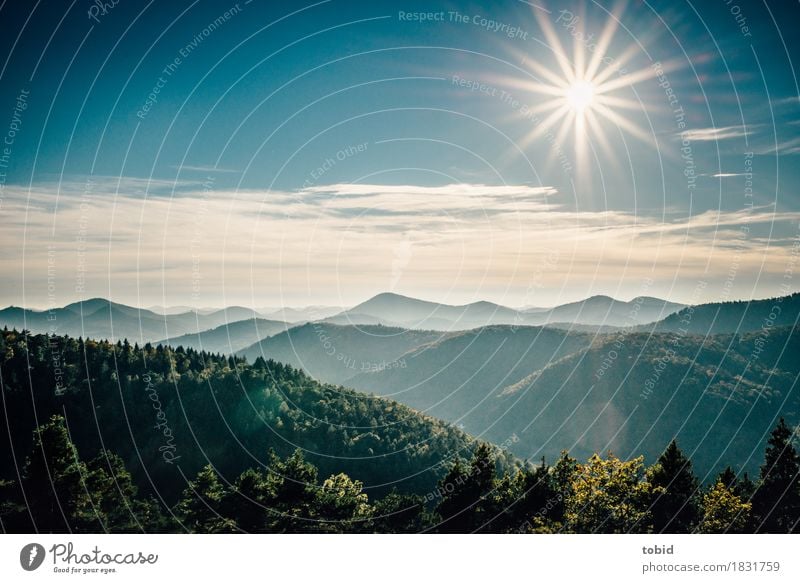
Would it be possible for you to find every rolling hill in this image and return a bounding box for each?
[239,322,446,384]
[346,325,592,421]
[530,295,686,327]
[343,317,799,478]
[0,329,508,503]
[470,325,800,478]
[648,293,800,335]
[156,318,294,354]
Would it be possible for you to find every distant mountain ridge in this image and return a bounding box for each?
[328,292,685,331]
[0,292,686,346]
[0,298,267,343]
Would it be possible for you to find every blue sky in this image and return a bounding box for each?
[1,0,799,308]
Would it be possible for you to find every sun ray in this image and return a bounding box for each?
[594,93,646,111]
[588,42,644,87]
[583,5,623,81]
[593,64,660,94]
[519,103,572,148]
[572,4,587,81]
[584,108,621,174]
[534,7,576,84]
[519,58,573,91]
[504,3,670,186]
[549,116,575,166]
[592,102,654,145]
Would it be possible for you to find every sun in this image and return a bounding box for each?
[494,5,671,183]
[565,80,595,114]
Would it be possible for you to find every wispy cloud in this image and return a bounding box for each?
[771,96,799,108]
[755,136,800,156]
[679,125,751,141]
[1,178,798,307]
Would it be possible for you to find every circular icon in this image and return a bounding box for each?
[19,543,46,571]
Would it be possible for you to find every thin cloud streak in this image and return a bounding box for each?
[678,125,751,141]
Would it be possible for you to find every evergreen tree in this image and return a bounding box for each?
[497,459,558,532]
[550,450,578,525]
[175,465,235,533]
[0,478,24,529]
[21,415,96,532]
[716,466,756,500]
[753,418,800,532]
[370,491,430,533]
[435,444,497,533]
[85,451,168,532]
[223,467,272,533]
[717,466,738,489]
[646,440,700,533]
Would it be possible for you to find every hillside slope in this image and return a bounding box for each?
[347,325,592,421]
[0,330,503,502]
[239,322,446,384]
[157,318,293,354]
[473,325,800,477]
[648,293,800,335]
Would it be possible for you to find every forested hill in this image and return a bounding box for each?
[648,293,800,335]
[2,328,799,534]
[0,329,505,504]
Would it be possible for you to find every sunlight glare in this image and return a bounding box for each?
[565,80,595,113]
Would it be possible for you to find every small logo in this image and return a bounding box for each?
[20,543,46,571]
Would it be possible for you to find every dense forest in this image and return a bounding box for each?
[2,414,798,533]
[1,328,799,533]
[0,329,504,504]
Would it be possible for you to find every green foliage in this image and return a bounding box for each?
[21,415,96,532]
[313,473,372,531]
[370,491,432,533]
[176,465,236,533]
[698,481,751,533]
[0,330,493,504]
[2,328,800,534]
[565,453,653,533]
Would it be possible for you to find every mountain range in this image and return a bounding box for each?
[238,292,800,478]
[2,291,797,479]
[326,292,685,330]
[0,291,686,343]
[0,298,263,344]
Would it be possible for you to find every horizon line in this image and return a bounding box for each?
[2,289,798,314]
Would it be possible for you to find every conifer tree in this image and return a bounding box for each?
[22,415,96,532]
[436,444,497,533]
[176,465,235,533]
[753,418,800,532]
[647,440,700,533]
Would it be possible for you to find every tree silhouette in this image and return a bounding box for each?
[647,440,700,533]
[753,418,800,532]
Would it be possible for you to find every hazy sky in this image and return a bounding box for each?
[1,0,799,309]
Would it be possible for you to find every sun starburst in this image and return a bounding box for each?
[493,4,676,190]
